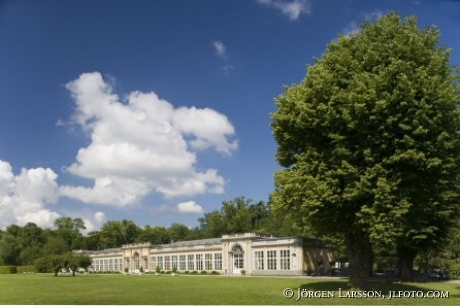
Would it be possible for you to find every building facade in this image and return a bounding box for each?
[77,233,333,275]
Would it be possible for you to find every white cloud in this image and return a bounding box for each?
[257,0,312,21]
[150,201,204,214]
[0,160,61,229]
[213,41,227,58]
[177,201,204,214]
[94,211,106,223]
[60,72,237,206]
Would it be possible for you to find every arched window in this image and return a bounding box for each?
[232,245,244,269]
[133,252,140,270]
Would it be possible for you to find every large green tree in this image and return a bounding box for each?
[271,12,460,289]
[54,217,86,249]
[99,219,141,248]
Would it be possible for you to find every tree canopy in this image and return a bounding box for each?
[271,12,460,288]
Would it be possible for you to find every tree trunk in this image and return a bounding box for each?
[397,246,417,282]
[345,228,374,290]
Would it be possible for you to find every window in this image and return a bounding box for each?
[233,245,244,269]
[205,254,213,270]
[196,254,203,270]
[267,250,277,270]
[214,253,222,270]
[165,255,171,271]
[255,251,264,270]
[157,256,164,271]
[280,250,290,270]
[172,255,178,270]
[150,256,157,271]
[134,252,140,270]
[179,255,186,271]
[187,254,194,270]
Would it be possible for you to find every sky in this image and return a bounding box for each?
[1,0,460,233]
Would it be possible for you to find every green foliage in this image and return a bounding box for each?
[16,266,36,273]
[33,253,91,276]
[271,11,460,287]
[0,232,20,265]
[99,219,141,249]
[54,217,86,249]
[447,262,460,280]
[198,197,270,237]
[0,266,17,274]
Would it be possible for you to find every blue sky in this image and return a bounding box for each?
[1,0,459,232]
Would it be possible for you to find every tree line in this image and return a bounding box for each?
[0,197,292,267]
[1,195,459,276]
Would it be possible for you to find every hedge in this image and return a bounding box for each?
[0,266,17,274]
[17,265,36,273]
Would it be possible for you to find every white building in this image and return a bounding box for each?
[77,233,333,275]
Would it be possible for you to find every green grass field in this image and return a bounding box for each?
[0,273,458,305]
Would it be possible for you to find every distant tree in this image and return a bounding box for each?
[221,197,252,234]
[99,220,140,248]
[43,236,69,255]
[65,253,92,276]
[168,223,191,242]
[20,222,45,249]
[54,217,86,250]
[82,231,101,250]
[249,201,268,231]
[19,246,43,265]
[198,210,224,238]
[0,233,20,265]
[49,254,65,277]
[271,12,460,288]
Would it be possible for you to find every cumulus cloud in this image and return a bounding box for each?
[0,160,61,229]
[257,0,312,21]
[60,72,237,206]
[78,211,106,233]
[150,201,204,214]
[177,201,204,213]
[212,41,227,58]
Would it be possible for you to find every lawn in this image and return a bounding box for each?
[0,273,458,305]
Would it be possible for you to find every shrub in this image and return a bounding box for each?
[200,270,207,275]
[447,262,460,280]
[211,271,220,275]
[191,270,198,274]
[0,266,17,274]
[184,270,189,274]
[17,266,36,273]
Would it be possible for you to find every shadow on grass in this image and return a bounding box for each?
[298,280,460,299]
